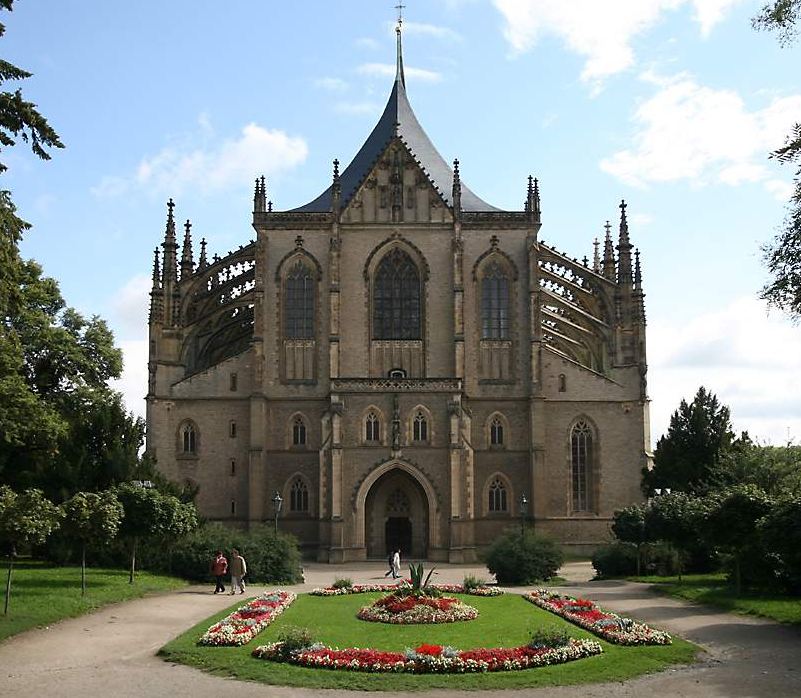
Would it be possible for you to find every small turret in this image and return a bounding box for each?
[180,219,194,281]
[525,175,541,225]
[602,221,616,281]
[452,158,462,219]
[617,200,633,286]
[198,238,208,270]
[253,175,267,213]
[149,248,163,323]
[593,238,601,273]
[331,159,341,213]
[634,248,646,323]
[161,198,178,285]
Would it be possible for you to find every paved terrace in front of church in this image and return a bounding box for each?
[1,561,799,697]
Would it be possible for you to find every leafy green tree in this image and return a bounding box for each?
[645,492,707,580]
[0,485,62,614]
[644,387,736,496]
[705,485,773,594]
[61,491,123,595]
[612,504,649,575]
[158,500,199,574]
[759,495,801,594]
[753,1,801,320]
[115,483,168,584]
[716,443,801,495]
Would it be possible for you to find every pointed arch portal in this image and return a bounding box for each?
[355,460,437,559]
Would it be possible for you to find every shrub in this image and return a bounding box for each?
[462,574,488,591]
[277,626,315,657]
[483,531,563,585]
[528,626,570,649]
[332,577,352,589]
[759,495,801,595]
[143,523,304,584]
[592,543,638,578]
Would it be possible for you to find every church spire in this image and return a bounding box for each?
[602,220,616,281]
[617,199,633,285]
[162,198,178,285]
[452,158,462,219]
[180,219,194,281]
[395,4,405,87]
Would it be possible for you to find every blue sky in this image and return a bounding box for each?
[4,0,801,445]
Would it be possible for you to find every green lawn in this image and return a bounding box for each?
[160,592,698,691]
[629,573,801,626]
[0,561,186,643]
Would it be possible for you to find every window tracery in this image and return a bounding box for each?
[181,422,197,455]
[290,478,309,513]
[490,417,504,447]
[373,248,421,340]
[481,261,510,340]
[284,260,315,339]
[571,420,593,512]
[365,412,380,443]
[412,410,428,442]
[292,416,307,446]
[488,477,508,512]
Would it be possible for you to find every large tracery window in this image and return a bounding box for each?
[481,262,510,340]
[373,248,421,340]
[284,260,315,339]
[290,478,309,513]
[488,477,508,512]
[571,420,593,512]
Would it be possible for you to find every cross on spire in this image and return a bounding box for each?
[395,3,405,27]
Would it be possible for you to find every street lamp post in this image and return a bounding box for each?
[272,491,283,536]
[519,494,528,539]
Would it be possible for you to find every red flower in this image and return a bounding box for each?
[415,643,443,656]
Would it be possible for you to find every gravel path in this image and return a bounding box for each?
[1,562,799,697]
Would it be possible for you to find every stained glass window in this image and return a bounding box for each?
[373,249,421,339]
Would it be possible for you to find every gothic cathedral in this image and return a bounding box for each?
[146,27,650,562]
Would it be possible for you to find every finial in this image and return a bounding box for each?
[333,158,340,181]
[164,198,176,238]
[602,221,616,281]
[151,248,160,287]
[395,3,406,86]
[453,158,460,178]
[452,158,462,217]
[593,237,600,273]
[198,238,208,268]
[268,200,273,213]
[533,178,540,213]
[634,248,642,288]
[184,219,191,238]
[254,175,267,213]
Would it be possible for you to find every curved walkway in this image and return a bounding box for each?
[1,562,799,697]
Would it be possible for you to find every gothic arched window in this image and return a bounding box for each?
[181,423,196,454]
[481,261,510,340]
[490,417,504,447]
[412,411,428,442]
[488,478,508,512]
[290,478,309,512]
[373,248,421,340]
[571,420,593,512]
[284,260,315,339]
[292,416,307,446]
[365,412,380,443]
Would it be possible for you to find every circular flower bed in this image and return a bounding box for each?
[252,638,602,673]
[357,593,479,624]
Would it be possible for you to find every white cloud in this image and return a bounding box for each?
[111,339,148,420]
[335,101,381,116]
[110,274,151,337]
[491,0,743,88]
[355,37,380,50]
[93,121,308,198]
[357,63,443,83]
[648,297,801,445]
[315,77,349,92]
[601,74,801,189]
[764,178,795,201]
[631,212,654,226]
[388,21,461,41]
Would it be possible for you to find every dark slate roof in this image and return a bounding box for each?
[290,33,499,214]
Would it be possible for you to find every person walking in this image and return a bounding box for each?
[230,548,247,594]
[391,548,401,579]
[384,549,394,578]
[211,550,228,594]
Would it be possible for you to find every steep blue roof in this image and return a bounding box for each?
[290,28,499,214]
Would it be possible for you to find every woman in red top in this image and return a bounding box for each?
[211,551,228,593]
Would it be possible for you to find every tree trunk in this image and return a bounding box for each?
[3,555,13,616]
[129,537,137,584]
[81,543,87,597]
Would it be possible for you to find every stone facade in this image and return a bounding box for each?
[146,29,651,561]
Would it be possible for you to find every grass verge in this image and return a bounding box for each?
[0,561,186,643]
[629,573,801,625]
[160,592,698,690]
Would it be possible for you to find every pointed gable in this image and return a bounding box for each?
[290,28,499,215]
